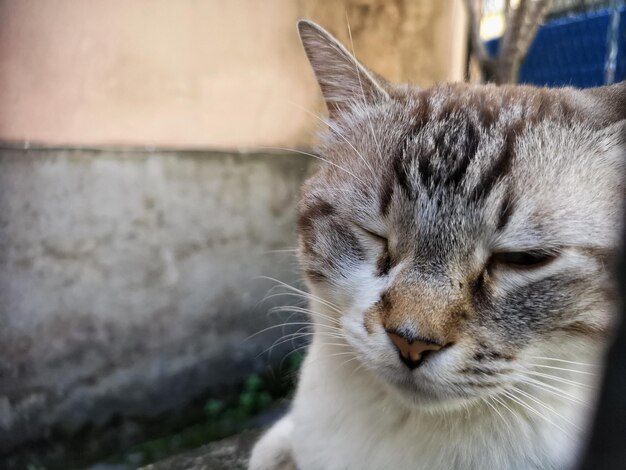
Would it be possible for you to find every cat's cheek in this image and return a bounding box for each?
[340,307,378,349]
[327,266,386,311]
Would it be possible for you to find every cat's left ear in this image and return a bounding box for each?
[297,20,390,118]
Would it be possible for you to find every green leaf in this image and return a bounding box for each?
[204,399,224,418]
[244,374,263,392]
[239,391,256,414]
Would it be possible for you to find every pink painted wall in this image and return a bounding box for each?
[0,0,466,149]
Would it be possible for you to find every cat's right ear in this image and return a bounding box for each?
[297,20,390,119]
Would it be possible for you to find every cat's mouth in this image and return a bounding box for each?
[362,355,453,404]
[379,372,480,410]
[340,317,513,407]
[360,347,512,409]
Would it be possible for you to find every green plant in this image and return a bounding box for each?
[98,351,306,468]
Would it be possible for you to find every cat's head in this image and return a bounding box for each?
[296,20,626,409]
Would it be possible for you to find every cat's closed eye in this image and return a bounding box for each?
[489,250,559,270]
[352,224,387,244]
[351,223,395,276]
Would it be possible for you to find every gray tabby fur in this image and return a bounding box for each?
[250,20,626,470]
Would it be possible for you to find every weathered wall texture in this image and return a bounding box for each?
[0,148,311,455]
[0,0,467,148]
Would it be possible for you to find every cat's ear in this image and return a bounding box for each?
[297,20,390,118]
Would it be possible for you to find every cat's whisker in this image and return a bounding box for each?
[349,361,367,379]
[270,333,346,350]
[260,292,329,314]
[259,294,310,312]
[259,328,316,359]
[262,328,316,346]
[266,333,312,349]
[518,377,590,407]
[315,329,346,339]
[527,356,600,368]
[261,302,344,333]
[244,321,320,343]
[522,370,593,390]
[268,310,339,330]
[328,350,357,360]
[262,293,342,318]
[278,345,312,371]
[270,305,342,327]
[294,343,355,370]
[245,319,343,349]
[256,285,312,311]
[511,386,582,432]
[259,146,368,185]
[261,248,299,254]
[501,390,574,438]
[338,355,360,370]
[257,276,343,313]
[484,396,511,432]
[527,363,598,376]
[490,393,519,428]
[274,332,347,366]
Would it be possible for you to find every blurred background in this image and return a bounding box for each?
[0,1,624,469]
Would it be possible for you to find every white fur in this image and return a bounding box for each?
[249,301,601,470]
[249,416,297,470]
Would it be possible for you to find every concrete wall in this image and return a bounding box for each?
[0,0,467,148]
[0,147,311,458]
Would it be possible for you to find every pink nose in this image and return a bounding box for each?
[386,331,443,369]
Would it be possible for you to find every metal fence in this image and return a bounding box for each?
[482,0,625,86]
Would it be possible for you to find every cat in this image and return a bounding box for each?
[249,20,626,470]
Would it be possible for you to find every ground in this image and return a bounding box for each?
[140,429,262,470]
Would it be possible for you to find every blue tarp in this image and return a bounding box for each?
[485,7,626,88]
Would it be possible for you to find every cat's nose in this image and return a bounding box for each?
[386,330,443,370]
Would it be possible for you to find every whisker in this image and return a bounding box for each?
[338,355,361,369]
[328,350,357,360]
[279,345,311,371]
[512,386,582,432]
[258,327,318,359]
[272,329,350,370]
[528,363,597,376]
[270,305,342,326]
[523,370,593,390]
[244,320,342,344]
[259,147,367,185]
[244,321,316,343]
[527,356,599,368]
[502,390,573,438]
[349,360,367,379]
[484,396,511,431]
[491,394,520,426]
[257,276,342,313]
[518,377,590,407]
[261,248,299,254]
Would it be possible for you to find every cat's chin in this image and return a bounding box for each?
[390,383,476,413]
[372,367,481,413]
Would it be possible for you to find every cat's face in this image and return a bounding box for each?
[296,21,625,409]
